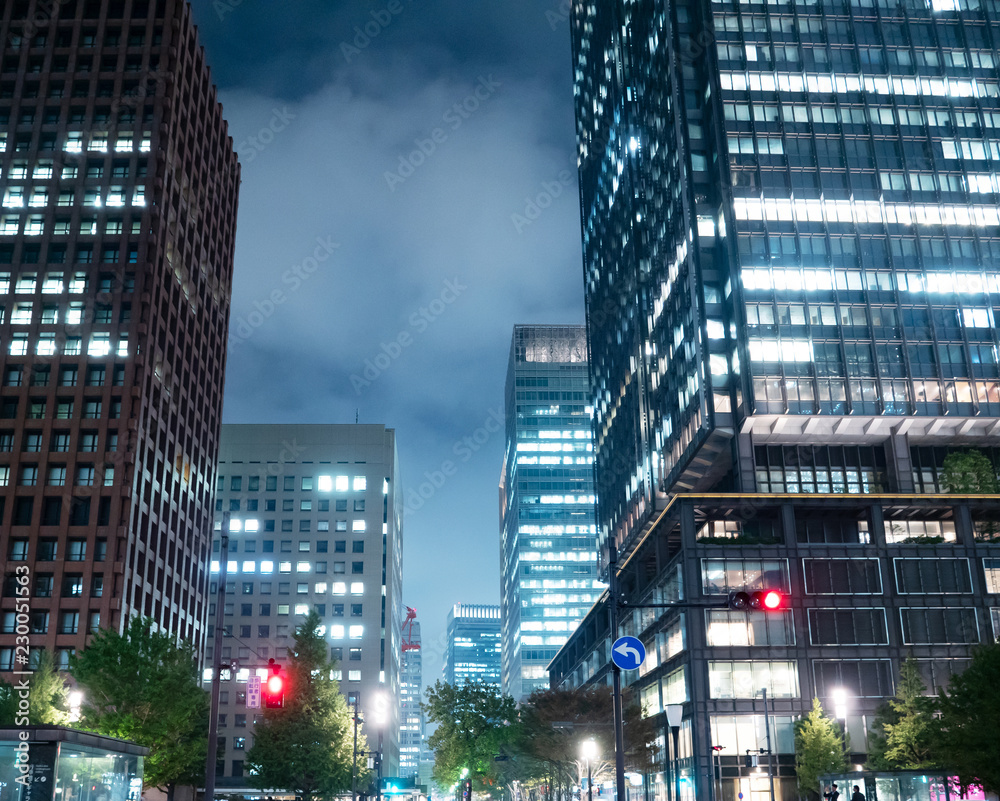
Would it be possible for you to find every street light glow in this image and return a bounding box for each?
[831,687,849,720]
[580,738,598,762]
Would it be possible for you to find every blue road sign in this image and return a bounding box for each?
[611,636,646,670]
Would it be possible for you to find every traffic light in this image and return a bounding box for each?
[728,590,785,610]
[264,658,284,708]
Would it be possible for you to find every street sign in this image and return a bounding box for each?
[610,636,646,670]
[247,675,261,709]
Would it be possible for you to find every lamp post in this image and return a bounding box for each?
[760,688,775,801]
[352,697,363,801]
[373,691,389,801]
[581,739,599,801]
[666,705,683,801]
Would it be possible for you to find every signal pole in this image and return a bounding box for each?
[607,544,627,801]
[204,512,229,801]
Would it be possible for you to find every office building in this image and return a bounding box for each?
[0,0,239,670]
[499,325,601,700]
[399,617,424,781]
[443,604,501,687]
[552,2,1000,801]
[208,424,404,789]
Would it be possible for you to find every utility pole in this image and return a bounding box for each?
[204,511,229,801]
[607,544,627,801]
[762,688,775,801]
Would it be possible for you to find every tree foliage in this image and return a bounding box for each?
[933,643,1000,794]
[69,617,208,799]
[866,657,936,770]
[0,679,18,725]
[246,610,356,801]
[28,650,72,725]
[941,450,998,493]
[513,686,659,801]
[423,679,520,793]
[795,698,847,799]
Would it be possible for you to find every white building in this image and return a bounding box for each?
[207,423,403,789]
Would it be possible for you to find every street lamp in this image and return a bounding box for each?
[68,691,83,723]
[373,691,390,801]
[581,739,599,801]
[666,705,683,801]
[831,688,850,761]
[352,698,364,801]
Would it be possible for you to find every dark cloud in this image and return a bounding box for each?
[190,0,583,673]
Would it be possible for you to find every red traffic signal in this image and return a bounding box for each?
[761,590,784,610]
[728,590,786,611]
[264,659,285,708]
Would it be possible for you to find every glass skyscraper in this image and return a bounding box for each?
[399,619,424,781]
[552,2,1000,801]
[499,325,601,700]
[443,603,502,688]
[573,0,1000,551]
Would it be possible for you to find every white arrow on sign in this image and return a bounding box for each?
[614,641,641,664]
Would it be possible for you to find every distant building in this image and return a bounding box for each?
[399,617,424,780]
[499,325,601,700]
[0,0,239,672]
[443,604,501,687]
[209,423,403,789]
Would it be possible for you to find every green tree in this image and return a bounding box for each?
[423,679,520,794]
[69,617,208,801]
[28,650,72,725]
[941,450,998,493]
[933,643,1000,794]
[795,698,847,800]
[246,610,355,801]
[0,679,18,725]
[866,657,936,770]
[514,686,659,801]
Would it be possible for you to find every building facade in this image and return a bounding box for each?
[399,618,424,781]
[499,325,601,700]
[443,603,502,687]
[208,424,404,788]
[554,2,1000,801]
[0,0,239,671]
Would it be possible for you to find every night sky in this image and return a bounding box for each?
[187,0,586,679]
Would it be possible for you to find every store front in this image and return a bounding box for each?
[0,726,147,801]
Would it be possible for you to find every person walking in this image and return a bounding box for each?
[852,785,866,801]
[824,784,841,801]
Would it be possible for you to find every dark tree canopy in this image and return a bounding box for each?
[866,657,936,770]
[941,450,998,494]
[933,643,1000,794]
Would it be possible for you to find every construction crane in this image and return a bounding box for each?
[401,607,420,652]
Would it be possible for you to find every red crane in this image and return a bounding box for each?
[402,607,420,652]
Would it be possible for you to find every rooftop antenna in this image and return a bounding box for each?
[355,409,359,423]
